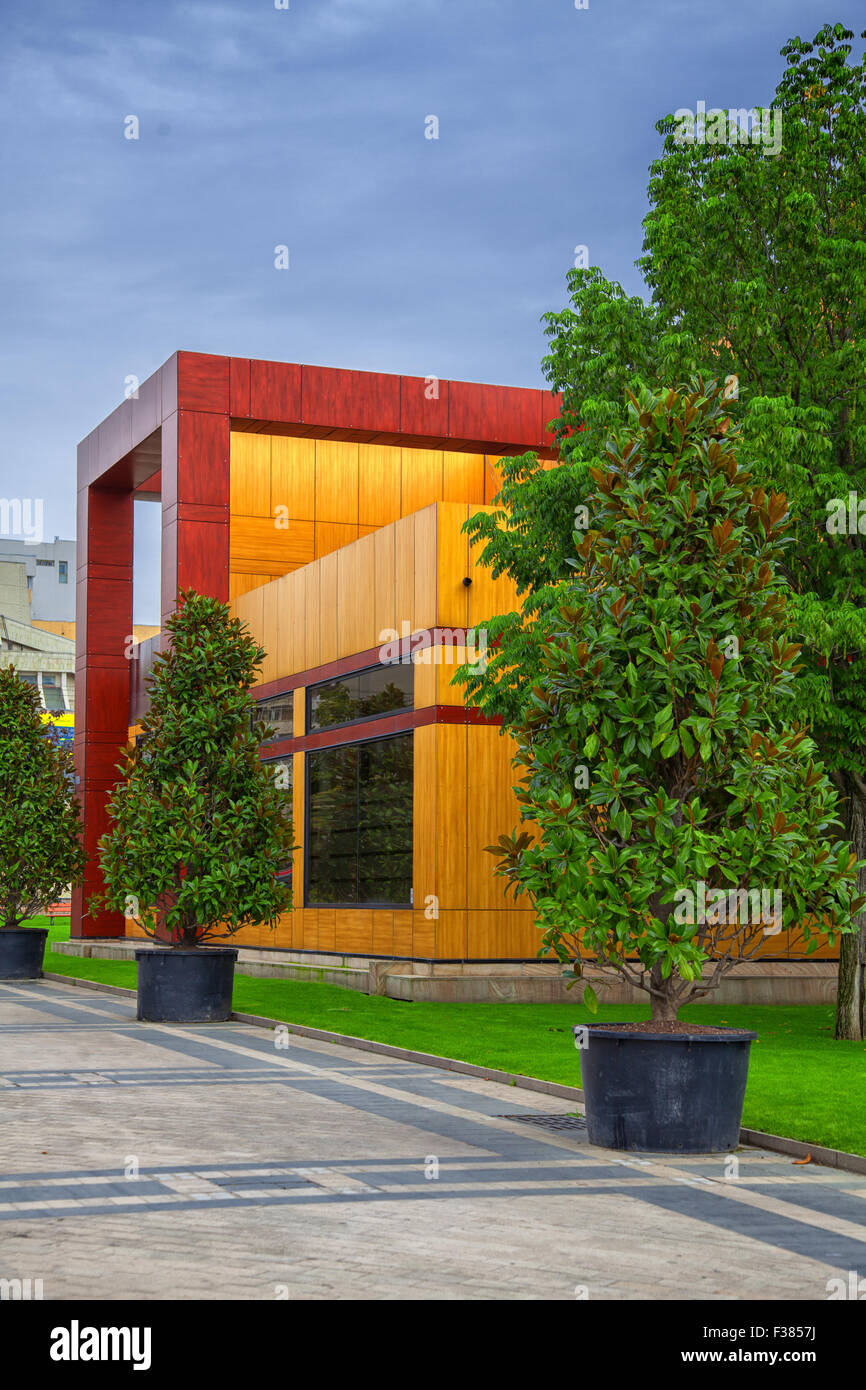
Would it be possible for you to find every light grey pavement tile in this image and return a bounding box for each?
[0,977,863,1300]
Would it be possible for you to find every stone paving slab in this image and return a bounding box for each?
[0,978,864,1300]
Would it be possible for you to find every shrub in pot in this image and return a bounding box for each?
[0,667,85,978]
[92,591,294,1022]
[487,381,864,1151]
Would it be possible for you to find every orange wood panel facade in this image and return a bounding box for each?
[228,432,499,602]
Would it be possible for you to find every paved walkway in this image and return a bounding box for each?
[1,978,864,1300]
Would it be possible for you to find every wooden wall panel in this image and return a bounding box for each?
[372,525,397,647]
[393,515,415,633]
[230,573,273,601]
[319,552,338,664]
[302,909,318,949]
[275,570,298,676]
[337,531,375,657]
[466,910,538,958]
[293,690,305,737]
[271,436,316,521]
[435,723,467,911]
[413,506,436,633]
[443,451,485,505]
[317,909,336,952]
[435,503,469,629]
[413,651,436,708]
[436,910,467,958]
[372,911,394,955]
[402,448,443,516]
[435,653,465,706]
[467,725,522,911]
[231,516,315,573]
[412,913,435,956]
[260,581,281,684]
[316,439,358,525]
[337,909,373,954]
[315,522,357,558]
[303,563,321,670]
[359,444,402,527]
[232,584,264,650]
[484,454,504,504]
[230,433,271,518]
[393,910,413,956]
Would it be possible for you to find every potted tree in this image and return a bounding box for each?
[0,667,85,978]
[488,381,863,1152]
[92,591,294,1022]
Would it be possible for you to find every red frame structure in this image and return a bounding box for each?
[73,351,561,938]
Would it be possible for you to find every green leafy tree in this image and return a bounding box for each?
[0,667,85,927]
[463,23,866,1035]
[489,384,862,1021]
[92,590,293,946]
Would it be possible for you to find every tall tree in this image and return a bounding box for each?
[462,22,866,1035]
[93,590,293,945]
[0,668,85,927]
[489,383,861,1020]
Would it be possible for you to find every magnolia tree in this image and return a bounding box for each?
[93,591,293,946]
[0,667,85,927]
[487,383,863,1022]
[466,24,866,1035]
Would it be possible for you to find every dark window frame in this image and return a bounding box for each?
[304,728,413,910]
[253,693,294,745]
[306,661,413,736]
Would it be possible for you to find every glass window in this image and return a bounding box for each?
[18,671,37,684]
[307,664,413,733]
[58,561,68,583]
[264,756,293,886]
[307,732,412,906]
[43,687,65,712]
[255,693,293,743]
[35,559,55,567]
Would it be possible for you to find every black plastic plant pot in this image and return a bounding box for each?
[0,927,49,980]
[135,947,238,1023]
[579,1024,758,1153]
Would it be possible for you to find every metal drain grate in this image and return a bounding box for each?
[498,1113,588,1132]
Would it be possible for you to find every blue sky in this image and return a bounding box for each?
[0,0,857,621]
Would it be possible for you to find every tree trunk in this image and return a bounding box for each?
[835,775,866,1040]
[650,964,679,1022]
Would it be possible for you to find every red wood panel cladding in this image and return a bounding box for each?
[249,359,302,423]
[73,484,133,938]
[400,375,450,440]
[302,366,401,435]
[161,410,230,622]
[230,357,251,416]
[176,351,230,413]
[448,380,542,450]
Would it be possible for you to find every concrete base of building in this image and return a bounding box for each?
[55,939,839,1004]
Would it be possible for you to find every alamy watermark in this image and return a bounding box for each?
[674,880,782,935]
[0,497,44,543]
[672,103,782,157]
[378,624,488,672]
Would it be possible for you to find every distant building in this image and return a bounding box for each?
[0,537,75,622]
[0,609,75,713]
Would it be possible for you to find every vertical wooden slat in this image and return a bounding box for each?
[359,443,402,527]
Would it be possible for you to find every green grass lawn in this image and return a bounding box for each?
[31,916,866,1158]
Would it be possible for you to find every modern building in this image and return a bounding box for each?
[0,611,76,716]
[71,350,836,1001]
[0,537,76,622]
